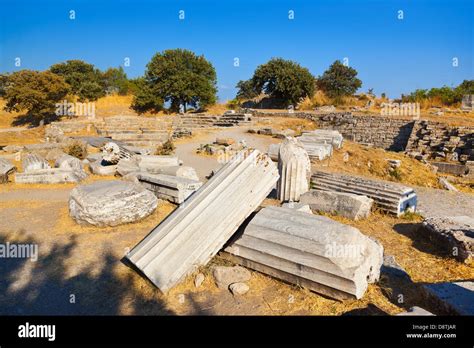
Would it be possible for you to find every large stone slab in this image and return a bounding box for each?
[137,173,203,204]
[126,149,279,292]
[89,160,117,176]
[69,180,158,226]
[276,137,311,202]
[300,190,373,220]
[55,154,88,180]
[0,158,16,183]
[137,155,180,172]
[311,171,417,216]
[298,129,344,149]
[422,281,474,315]
[15,168,85,184]
[223,206,383,300]
[421,216,474,264]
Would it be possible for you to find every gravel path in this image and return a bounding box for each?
[415,187,474,218]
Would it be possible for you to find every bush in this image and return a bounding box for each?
[155,139,175,155]
[64,140,87,159]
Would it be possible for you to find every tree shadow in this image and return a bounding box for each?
[0,231,175,315]
[393,222,453,258]
[11,112,63,127]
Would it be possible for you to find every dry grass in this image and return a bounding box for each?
[0,128,45,145]
[317,141,441,188]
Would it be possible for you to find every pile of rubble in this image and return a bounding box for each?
[196,137,248,156]
[268,129,343,161]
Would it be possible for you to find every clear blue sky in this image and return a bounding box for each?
[0,0,472,101]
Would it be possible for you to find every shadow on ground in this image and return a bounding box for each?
[11,112,62,127]
[0,231,175,315]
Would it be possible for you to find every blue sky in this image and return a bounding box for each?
[0,0,472,101]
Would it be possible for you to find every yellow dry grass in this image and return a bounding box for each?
[0,128,45,145]
[318,141,442,188]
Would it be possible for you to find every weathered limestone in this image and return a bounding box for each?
[222,206,383,300]
[422,281,474,315]
[0,158,16,183]
[101,142,136,164]
[300,190,373,220]
[282,202,312,214]
[211,266,251,290]
[137,155,180,173]
[126,149,279,292]
[89,160,118,176]
[268,142,333,162]
[137,173,203,204]
[116,158,140,176]
[15,168,85,184]
[22,153,50,172]
[311,171,417,216]
[69,180,158,226]
[438,177,458,192]
[298,129,344,149]
[421,216,473,264]
[276,137,311,202]
[151,165,199,181]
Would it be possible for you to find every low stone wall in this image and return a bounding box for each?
[252,111,474,161]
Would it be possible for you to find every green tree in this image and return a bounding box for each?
[317,60,362,98]
[50,60,104,101]
[132,49,217,113]
[239,58,315,106]
[235,79,259,100]
[455,80,474,96]
[102,66,129,95]
[3,70,69,118]
[131,77,164,114]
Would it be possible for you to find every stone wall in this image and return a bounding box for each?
[252,111,474,161]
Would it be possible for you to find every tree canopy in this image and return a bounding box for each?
[132,49,217,113]
[237,58,315,106]
[316,60,362,98]
[50,60,105,101]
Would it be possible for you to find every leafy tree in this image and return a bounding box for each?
[427,86,458,105]
[102,67,129,95]
[50,60,104,101]
[0,73,11,97]
[404,89,428,102]
[238,58,315,106]
[317,60,362,98]
[3,70,69,117]
[132,49,217,113]
[130,77,164,114]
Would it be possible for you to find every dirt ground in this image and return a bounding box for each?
[0,126,472,316]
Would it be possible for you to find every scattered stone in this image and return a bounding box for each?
[277,137,311,202]
[55,154,88,180]
[315,105,336,113]
[257,128,274,136]
[45,148,67,162]
[126,150,279,292]
[22,153,50,173]
[137,173,203,204]
[215,138,235,146]
[194,273,205,288]
[421,216,473,264]
[69,180,158,226]
[146,165,199,181]
[229,282,249,295]
[422,281,474,315]
[282,202,312,214]
[387,159,401,168]
[438,177,458,191]
[117,158,140,176]
[102,142,135,164]
[223,206,383,300]
[311,171,417,216]
[89,160,117,176]
[212,266,251,290]
[396,307,434,316]
[300,190,373,220]
[137,155,180,172]
[298,129,343,150]
[85,153,103,163]
[15,169,85,184]
[0,158,16,183]
[273,129,296,139]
